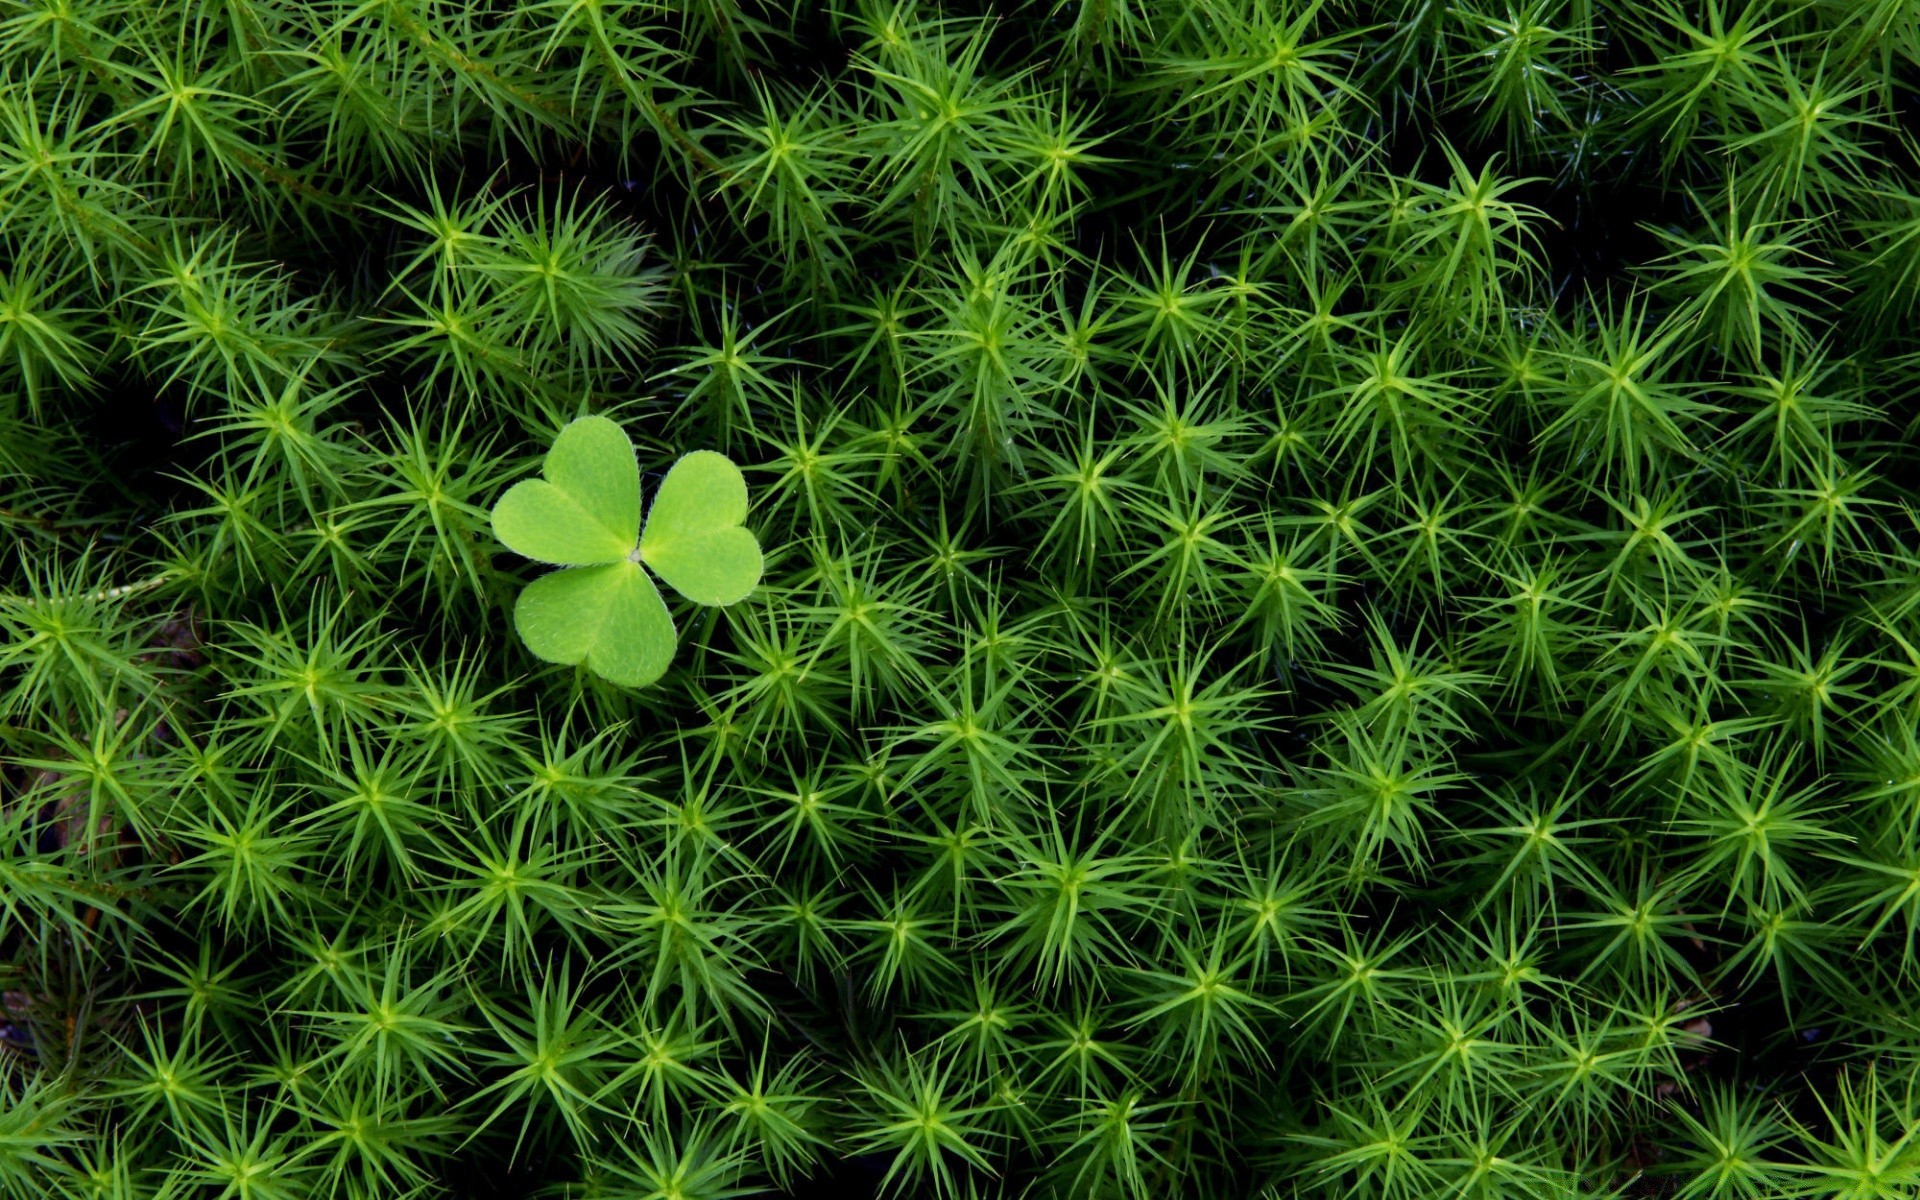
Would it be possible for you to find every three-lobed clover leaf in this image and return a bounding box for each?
[491,415,762,688]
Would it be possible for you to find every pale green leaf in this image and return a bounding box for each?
[491,415,640,565]
[512,561,676,688]
[639,450,764,606]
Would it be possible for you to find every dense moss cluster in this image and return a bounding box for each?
[5,1,1920,1196]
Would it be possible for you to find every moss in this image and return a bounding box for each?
[4,1,1920,1197]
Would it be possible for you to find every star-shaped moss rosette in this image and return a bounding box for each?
[490,415,762,688]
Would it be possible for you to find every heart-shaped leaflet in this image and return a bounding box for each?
[637,450,763,606]
[491,417,762,688]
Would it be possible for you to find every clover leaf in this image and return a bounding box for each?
[491,415,762,688]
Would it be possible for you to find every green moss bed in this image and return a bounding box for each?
[5,2,1920,1197]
